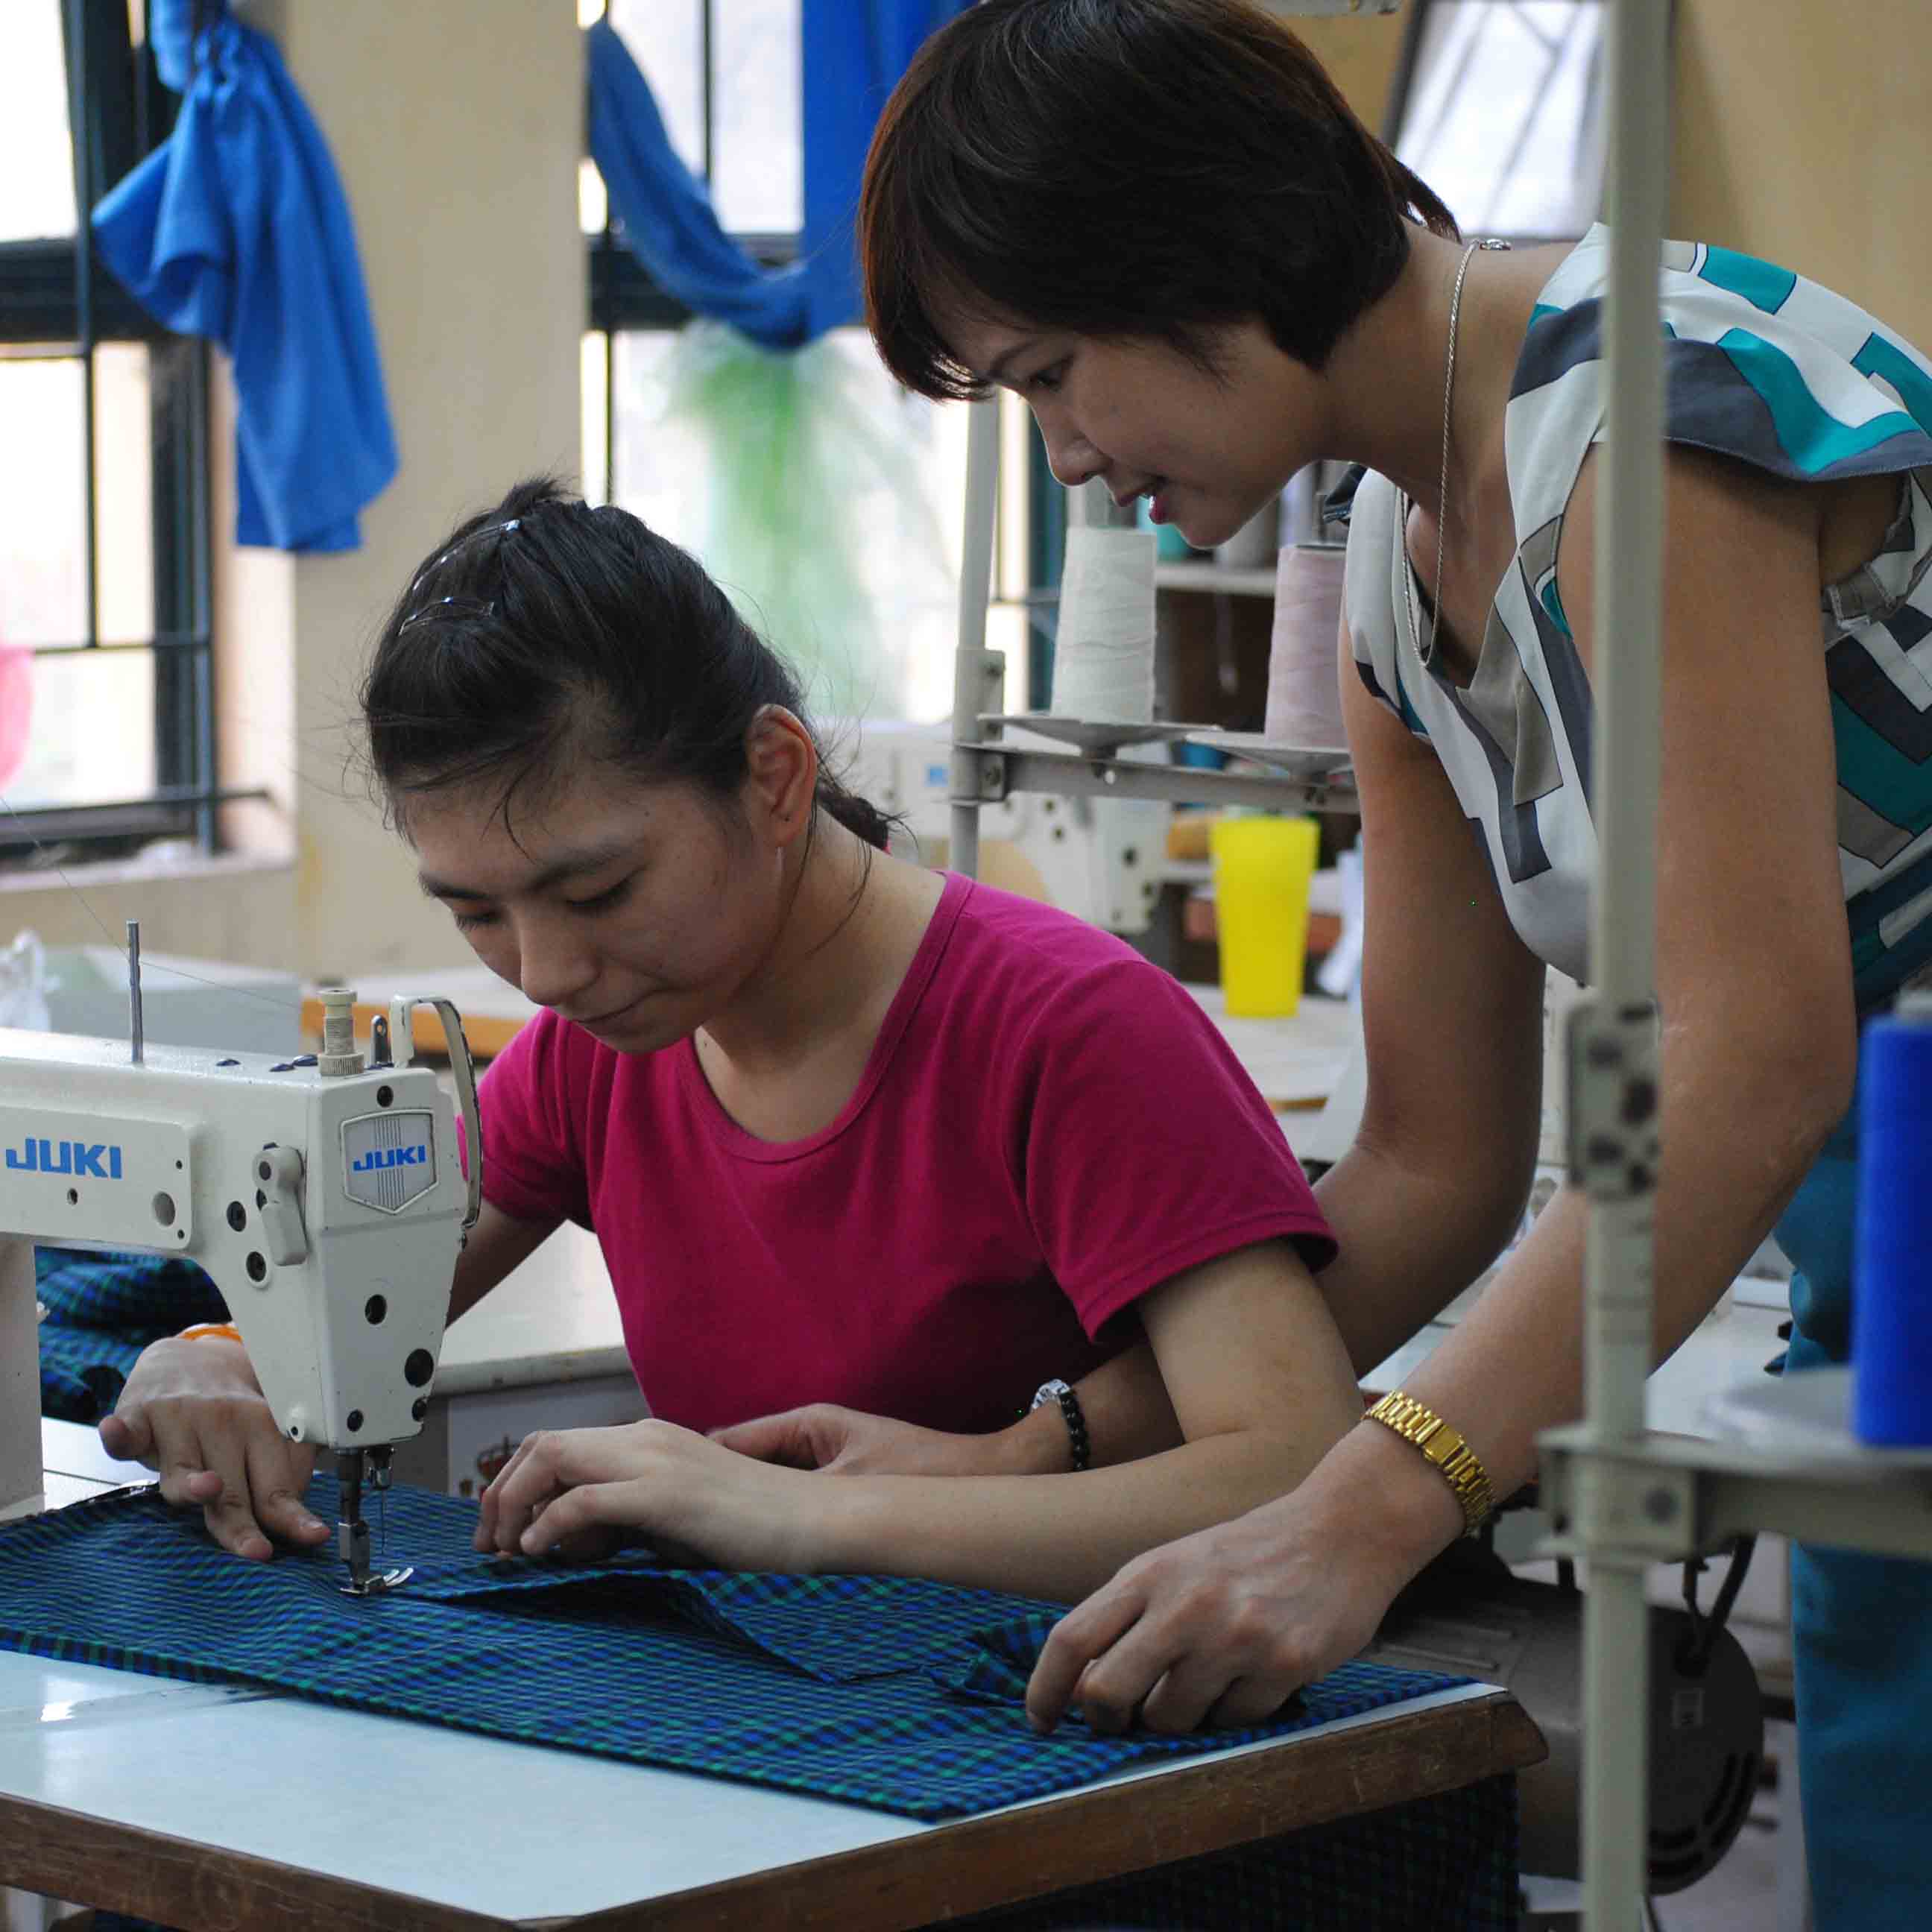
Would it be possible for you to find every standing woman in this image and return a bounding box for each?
[859,0,1932,1919]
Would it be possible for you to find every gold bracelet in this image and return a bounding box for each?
[1364,1390,1496,1535]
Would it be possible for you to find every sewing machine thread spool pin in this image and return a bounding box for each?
[126,921,144,1066]
[317,987,365,1079]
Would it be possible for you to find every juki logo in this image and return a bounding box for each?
[350,1143,429,1172]
[6,1139,123,1179]
[341,1108,438,1213]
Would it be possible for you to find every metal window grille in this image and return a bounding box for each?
[1385,0,1610,243]
[0,0,247,867]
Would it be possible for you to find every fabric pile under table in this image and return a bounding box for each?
[0,1479,1520,1927]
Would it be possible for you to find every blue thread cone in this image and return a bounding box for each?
[1852,996,1932,1447]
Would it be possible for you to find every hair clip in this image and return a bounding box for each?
[398,595,498,633]
[402,516,525,603]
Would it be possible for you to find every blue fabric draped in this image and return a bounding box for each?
[587,1,967,350]
[91,1,397,553]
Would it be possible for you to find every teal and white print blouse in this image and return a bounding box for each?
[1347,224,1932,1013]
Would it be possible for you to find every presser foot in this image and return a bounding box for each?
[339,1562,415,1599]
[336,1448,414,1597]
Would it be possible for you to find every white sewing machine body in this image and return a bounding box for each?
[0,999,478,1541]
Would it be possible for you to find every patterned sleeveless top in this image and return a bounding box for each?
[1346,224,1932,1013]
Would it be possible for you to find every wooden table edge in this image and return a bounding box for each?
[0,1691,1543,1932]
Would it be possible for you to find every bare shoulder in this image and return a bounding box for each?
[1555,443,1897,677]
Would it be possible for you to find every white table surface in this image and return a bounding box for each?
[1182,984,1362,1111]
[1,1647,945,1919]
[0,1643,1498,1919]
[435,1219,628,1393]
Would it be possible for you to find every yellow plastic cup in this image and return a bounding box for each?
[1210,814,1319,1018]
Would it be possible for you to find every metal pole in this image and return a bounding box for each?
[949,398,1001,877]
[1582,1,1672,1925]
[700,1,715,189]
[70,0,100,654]
[189,344,217,850]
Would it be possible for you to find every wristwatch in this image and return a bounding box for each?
[1363,1389,1495,1534]
[1028,1377,1092,1472]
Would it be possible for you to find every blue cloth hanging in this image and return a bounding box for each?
[587,2,966,350]
[799,0,966,335]
[91,1,397,553]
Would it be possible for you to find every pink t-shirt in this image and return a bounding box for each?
[477,873,1335,1436]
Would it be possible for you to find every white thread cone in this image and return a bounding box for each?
[1049,527,1157,723]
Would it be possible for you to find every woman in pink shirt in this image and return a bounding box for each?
[102,478,1360,1618]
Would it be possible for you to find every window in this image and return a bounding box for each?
[1389,1,1609,242]
[0,0,218,865]
[580,0,1037,723]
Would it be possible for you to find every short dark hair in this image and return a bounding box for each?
[360,478,892,849]
[860,0,1459,400]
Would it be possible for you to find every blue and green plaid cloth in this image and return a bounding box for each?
[3,1474,1473,1820]
[34,1246,227,1423]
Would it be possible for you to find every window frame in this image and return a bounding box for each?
[0,0,231,864]
[585,1,799,504]
[1382,0,1614,248]
[585,1,1054,711]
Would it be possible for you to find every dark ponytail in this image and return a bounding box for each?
[360,479,894,850]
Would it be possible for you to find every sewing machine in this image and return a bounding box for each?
[0,963,479,1594]
[847,720,1169,934]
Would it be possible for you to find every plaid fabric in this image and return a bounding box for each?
[947,1774,1520,1931]
[34,1246,227,1424]
[0,1477,1477,1827]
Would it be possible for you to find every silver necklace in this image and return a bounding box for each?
[1401,236,1509,672]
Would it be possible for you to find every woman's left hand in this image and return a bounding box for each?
[475,1418,818,1571]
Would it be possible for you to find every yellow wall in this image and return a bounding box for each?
[1295,9,1410,132]
[1671,0,1931,347]
[256,0,585,979]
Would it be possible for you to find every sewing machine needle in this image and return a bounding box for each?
[336,1449,370,1589]
[337,1448,413,1597]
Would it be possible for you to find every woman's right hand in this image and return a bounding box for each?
[1024,1421,1465,1734]
[98,1336,329,1561]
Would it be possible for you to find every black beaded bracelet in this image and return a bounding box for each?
[1027,1377,1092,1472]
